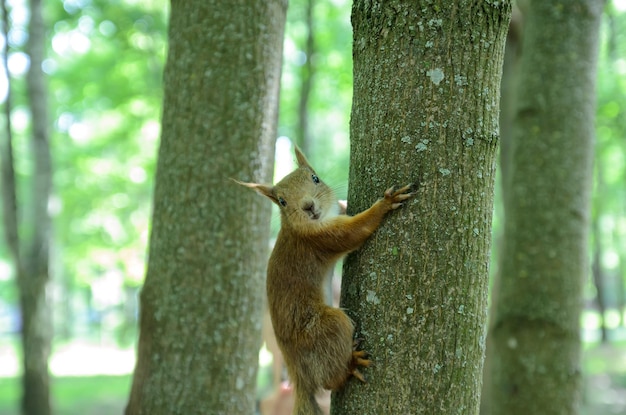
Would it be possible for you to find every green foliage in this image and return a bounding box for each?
[45,0,167,287]
[590,5,626,312]
[596,4,626,194]
[280,0,352,190]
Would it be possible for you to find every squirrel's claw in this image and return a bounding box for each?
[385,184,415,209]
[351,368,367,383]
[350,346,372,383]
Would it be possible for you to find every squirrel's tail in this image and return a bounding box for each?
[293,384,323,415]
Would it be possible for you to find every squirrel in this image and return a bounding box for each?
[237,146,414,415]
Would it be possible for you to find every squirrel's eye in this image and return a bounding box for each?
[278,197,287,207]
[311,174,320,184]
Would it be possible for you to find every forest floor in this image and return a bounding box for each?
[0,339,625,414]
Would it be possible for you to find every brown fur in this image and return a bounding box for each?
[237,147,413,415]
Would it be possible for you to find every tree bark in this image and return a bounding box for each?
[125,1,287,414]
[333,2,511,414]
[488,1,602,414]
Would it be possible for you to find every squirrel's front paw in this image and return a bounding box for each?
[384,184,414,210]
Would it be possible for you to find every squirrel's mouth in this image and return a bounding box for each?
[303,201,321,220]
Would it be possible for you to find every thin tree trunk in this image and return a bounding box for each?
[0,0,17,261]
[615,229,626,327]
[333,2,511,414]
[488,1,602,414]
[21,0,53,413]
[592,212,608,343]
[1,0,54,412]
[125,1,287,414]
[296,0,315,155]
[480,7,523,414]
[591,153,608,342]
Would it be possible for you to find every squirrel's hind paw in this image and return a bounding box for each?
[350,349,372,383]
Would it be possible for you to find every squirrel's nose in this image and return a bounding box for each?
[302,200,320,220]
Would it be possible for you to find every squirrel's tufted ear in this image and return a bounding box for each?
[232,179,279,205]
[294,145,314,171]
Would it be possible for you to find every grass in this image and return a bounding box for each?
[0,375,131,415]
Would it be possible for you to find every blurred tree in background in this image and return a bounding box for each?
[2,0,53,413]
[125,0,286,413]
[0,0,625,414]
[592,1,626,344]
[486,1,603,414]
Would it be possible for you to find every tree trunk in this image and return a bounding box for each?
[592,213,608,343]
[21,0,54,414]
[333,2,511,414]
[488,1,602,414]
[296,0,316,155]
[125,1,287,414]
[591,124,608,343]
[616,234,626,327]
[480,7,523,414]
